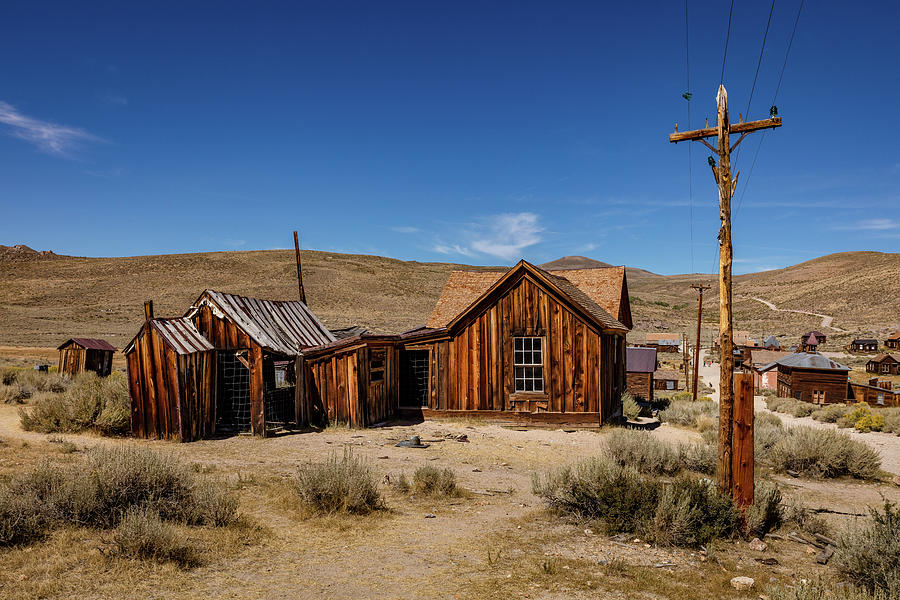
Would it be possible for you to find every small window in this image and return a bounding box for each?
[370,350,386,383]
[877,393,885,405]
[666,380,675,390]
[882,364,890,374]
[514,337,543,393]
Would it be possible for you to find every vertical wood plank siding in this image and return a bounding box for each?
[405,276,625,422]
[305,341,399,427]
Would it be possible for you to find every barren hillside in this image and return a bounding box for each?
[0,247,896,348]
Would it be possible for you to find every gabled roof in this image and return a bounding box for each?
[748,349,792,367]
[426,261,628,333]
[124,317,214,355]
[57,338,116,352]
[804,333,819,345]
[626,347,657,373]
[546,267,632,329]
[763,335,780,348]
[654,369,680,381]
[888,330,900,341]
[759,352,849,373]
[851,338,878,345]
[803,331,826,340]
[187,290,335,355]
[869,353,899,364]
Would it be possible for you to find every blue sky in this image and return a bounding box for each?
[1,1,897,275]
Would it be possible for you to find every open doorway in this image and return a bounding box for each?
[399,349,429,407]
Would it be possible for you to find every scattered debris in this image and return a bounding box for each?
[816,546,835,565]
[892,475,900,487]
[424,513,436,519]
[730,576,755,591]
[755,557,779,566]
[472,468,482,472]
[786,469,800,478]
[654,562,676,568]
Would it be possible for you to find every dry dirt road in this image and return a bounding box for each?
[745,296,847,332]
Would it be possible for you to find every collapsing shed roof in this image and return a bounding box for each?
[188,290,335,355]
[57,338,116,352]
[123,317,214,355]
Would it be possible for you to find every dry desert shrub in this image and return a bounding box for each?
[765,426,880,479]
[411,465,460,497]
[835,501,900,598]
[294,449,384,515]
[19,371,129,435]
[113,508,201,568]
[658,398,718,428]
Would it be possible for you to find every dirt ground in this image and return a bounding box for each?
[2,399,899,600]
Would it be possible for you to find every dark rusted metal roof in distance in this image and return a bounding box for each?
[190,290,336,355]
[58,338,116,351]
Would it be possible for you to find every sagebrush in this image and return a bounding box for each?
[294,449,384,514]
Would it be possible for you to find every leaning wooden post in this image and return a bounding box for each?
[732,372,754,508]
[293,230,307,305]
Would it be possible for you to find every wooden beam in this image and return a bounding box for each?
[732,372,754,508]
[669,117,781,143]
[293,231,307,305]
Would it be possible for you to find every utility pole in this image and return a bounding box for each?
[682,331,690,393]
[690,284,710,402]
[669,85,781,497]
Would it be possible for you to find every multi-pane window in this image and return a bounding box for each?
[514,337,544,392]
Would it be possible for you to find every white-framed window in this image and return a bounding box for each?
[877,393,885,406]
[882,364,890,374]
[666,380,675,390]
[514,337,544,393]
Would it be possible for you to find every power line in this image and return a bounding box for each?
[736,0,804,214]
[720,0,735,84]
[734,0,776,175]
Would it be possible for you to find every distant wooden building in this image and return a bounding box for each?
[633,333,680,353]
[885,331,900,350]
[849,378,900,407]
[653,369,681,392]
[626,347,657,401]
[393,261,631,426]
[799,331,826,352]
[124,318,216,442]
[866,353,900,376]
[57,338,116,378]
[748,349,792,391]
[758,352,849,405]
[848,339,879,353]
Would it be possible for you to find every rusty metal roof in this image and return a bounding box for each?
[190,290,335,355]
[626,347,657,373]
[57,338,116,352]
[151,318,215,355]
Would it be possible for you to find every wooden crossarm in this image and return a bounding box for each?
[669,117,782,143]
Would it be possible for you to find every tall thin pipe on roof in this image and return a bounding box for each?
[293,231,307,305]
[144,300,154,321]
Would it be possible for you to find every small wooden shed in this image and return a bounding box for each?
[885,331,900,350]
[848,339,879,353]
[124,318,216,442]
[626,346,657,402]
[57,338,116,377]
[867,354,900,376]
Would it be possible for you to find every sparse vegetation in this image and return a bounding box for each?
[835,501,900,597]
[113,508,201,568]
[763,426,881,479]
[658,397,718,428]
[410,465,460,497]
[294,449,384,515]
[0,446,238,548]
[767,579,890,600]
[19,371,130,435]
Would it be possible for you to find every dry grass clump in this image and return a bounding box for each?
[658,398,718,428]
[811,403,851,423]
[767,578,890,600]
[621,392,642,421]
[0,446,238,548]
[410,465,460,497]
[531,455,742,547]
[294,449,384,515]
[19,371,129,435]
[763,426,881,479]
[604,429,681,476]
[766,396,816,418]
[113,508,201,568]
[835,502,900,598]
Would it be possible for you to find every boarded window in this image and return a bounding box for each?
[812,389,825,403]
[514,337,543,393]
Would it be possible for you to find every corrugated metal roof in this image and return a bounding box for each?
[152,318,214,355]
[761,352,849,372]
[192,290,335,355]
[58,338,116,352]
[626,347,657,373]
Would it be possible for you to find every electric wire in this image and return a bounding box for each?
[720,0,735,84]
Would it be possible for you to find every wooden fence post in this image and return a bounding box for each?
[732,372,754,508]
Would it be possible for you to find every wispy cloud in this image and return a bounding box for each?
[390,226,420,234]
[433,243,475,257]
[83,167,128,178]
[834,218,898,231]
[469,212,543,260]
[0,101,102,156]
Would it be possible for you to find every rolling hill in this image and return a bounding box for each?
[0,245,897,348]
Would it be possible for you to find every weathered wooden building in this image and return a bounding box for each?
[848,339,879,353]
[799,331,826,352]
[866,353,900,376]
[886,331,900,350]
[759,352,849,405]
[57,338,116,377]
[303,334,400,427]
[185,290,336,436]
[634,333,680,353]
[849,378,900,407]
[393,261,631,426]
[653,369,681,391]
[625,346,657,402]
[124,317,216,441]
[748,349,791,391]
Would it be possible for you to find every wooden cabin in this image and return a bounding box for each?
[653,369,681,391]
[848,338,879,353]
[625,346,657,402]
[57,338,116,377]
[124,318,216,442]
[866,353,900,376]
[849,378,899,407]
[393,261,631,426]
[885,331,900,350]
[303,334,399,427]
[183,290,336,436]
[759,352,849,405]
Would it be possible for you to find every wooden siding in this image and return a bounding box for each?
[776,367,848,405]
[305,341,398,427]
[406,276,625,422]
[127,324,216,442]
[58,344,113,378]
[626,371,653,402]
